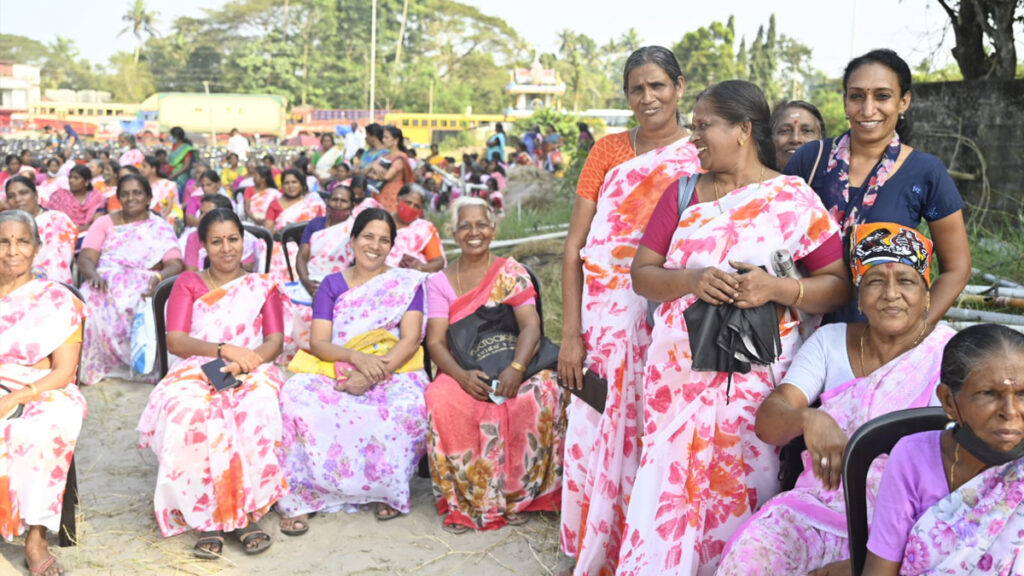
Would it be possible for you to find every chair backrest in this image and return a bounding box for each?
[152,276,177,378]
[422,261,546,380]
[242,224,274,274]
[842,406,949,575]
[280,222,309,283]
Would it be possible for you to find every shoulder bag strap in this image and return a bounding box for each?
[807,140,825,187]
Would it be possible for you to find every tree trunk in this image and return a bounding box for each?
[937,0,989,79]
[985,0,1018,79]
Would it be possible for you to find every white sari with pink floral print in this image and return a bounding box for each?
[562,138,700,575]
[137,273,288,537]
[80,214,179,385]
[0,280,88,540]
[34,210,77,284]
[617,175,839,576]
[385,218,445,268]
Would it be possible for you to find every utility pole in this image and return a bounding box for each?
[203,80,216,145]
[369,0,377,123]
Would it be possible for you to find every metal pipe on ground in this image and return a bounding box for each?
[944,307,1024,325]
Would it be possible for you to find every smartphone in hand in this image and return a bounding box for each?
[201,358,240,392]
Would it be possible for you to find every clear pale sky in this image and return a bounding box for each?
[0,0,974,77]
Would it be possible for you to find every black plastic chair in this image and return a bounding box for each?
[242,224,274,274]
[280,222,308,283]
[152,276,178,379]
[842,407,949,575]
[58,282,85,547]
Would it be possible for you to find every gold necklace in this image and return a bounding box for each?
[204,268,241,291]
[949,442,961,489]
[712,165,767,203]
[456,253,492,295]
[630,127,639,154]
[859,321,928,374]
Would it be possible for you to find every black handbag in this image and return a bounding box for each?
[683,293,781,403]
[447,303,559,381]
[0,383,25,420]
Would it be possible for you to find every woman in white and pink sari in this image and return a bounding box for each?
[0,210,88,576]
[78,175,183,385]
[243,166,281,227]
[138,208,287,559]
[386,184,445,273]
[266,169,326,286]
[558,47,700,576]
[142,156,182,225]
[621,81,850,575]
[718,223,954,575]
[4,175,76,284]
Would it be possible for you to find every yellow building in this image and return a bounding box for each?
[140,92,287,136]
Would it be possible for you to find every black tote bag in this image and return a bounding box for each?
[447,303,559,381]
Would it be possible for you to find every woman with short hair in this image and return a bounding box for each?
[424,197,565,534]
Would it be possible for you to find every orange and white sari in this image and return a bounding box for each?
[137,273,287,536]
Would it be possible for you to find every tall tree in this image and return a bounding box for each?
[672,17,737,111]
[119,0,160,64]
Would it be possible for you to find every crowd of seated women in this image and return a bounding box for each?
[2,44,1021,576]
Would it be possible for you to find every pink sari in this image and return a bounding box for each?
[80,215,179,385]
[137,274,287,536]
[386,218,445,268]
[149,179,181,223]
[900,454,1024,575]
[34,210,77,284]
[248,188,281,223]
[425,257,566,530]
[563,138,701,575]
[269,193,326,285]
[617,176,839,576]
[718,325,955,575]
[0,280,88,540]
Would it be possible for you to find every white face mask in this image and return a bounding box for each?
[47,170,59,178]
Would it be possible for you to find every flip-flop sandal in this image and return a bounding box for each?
[442,521,470,535]
[193,532,224,560]
[506,512,530,526]
[374,504,402,522]
[279,515,311,536]
[236,524,272,555]
[26,554,61,576]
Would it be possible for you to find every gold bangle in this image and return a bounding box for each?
[155,271,163,282]
[27,384,39,400]
[509,361,526,373]
[793,279,805,308]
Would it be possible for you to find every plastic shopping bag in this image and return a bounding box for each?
[131,297,157,376]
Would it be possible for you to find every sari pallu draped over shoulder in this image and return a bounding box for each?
[386,219,445,269]
[617,175,840,576]
[717,325,955,575]
[137,274,287,537]
[80,214,179,385]
[901,454,1024,575]
[278,267,429,517]
[562,138,701,574]
[0,280,88,540]
[269,194,325,364]
[425,257,566,531]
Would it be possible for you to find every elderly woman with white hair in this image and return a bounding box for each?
[423,197,566,534]
[0,210,87,576]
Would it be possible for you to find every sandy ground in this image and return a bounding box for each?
[0,379,564,576]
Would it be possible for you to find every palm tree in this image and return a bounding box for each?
[119,0,160,64]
